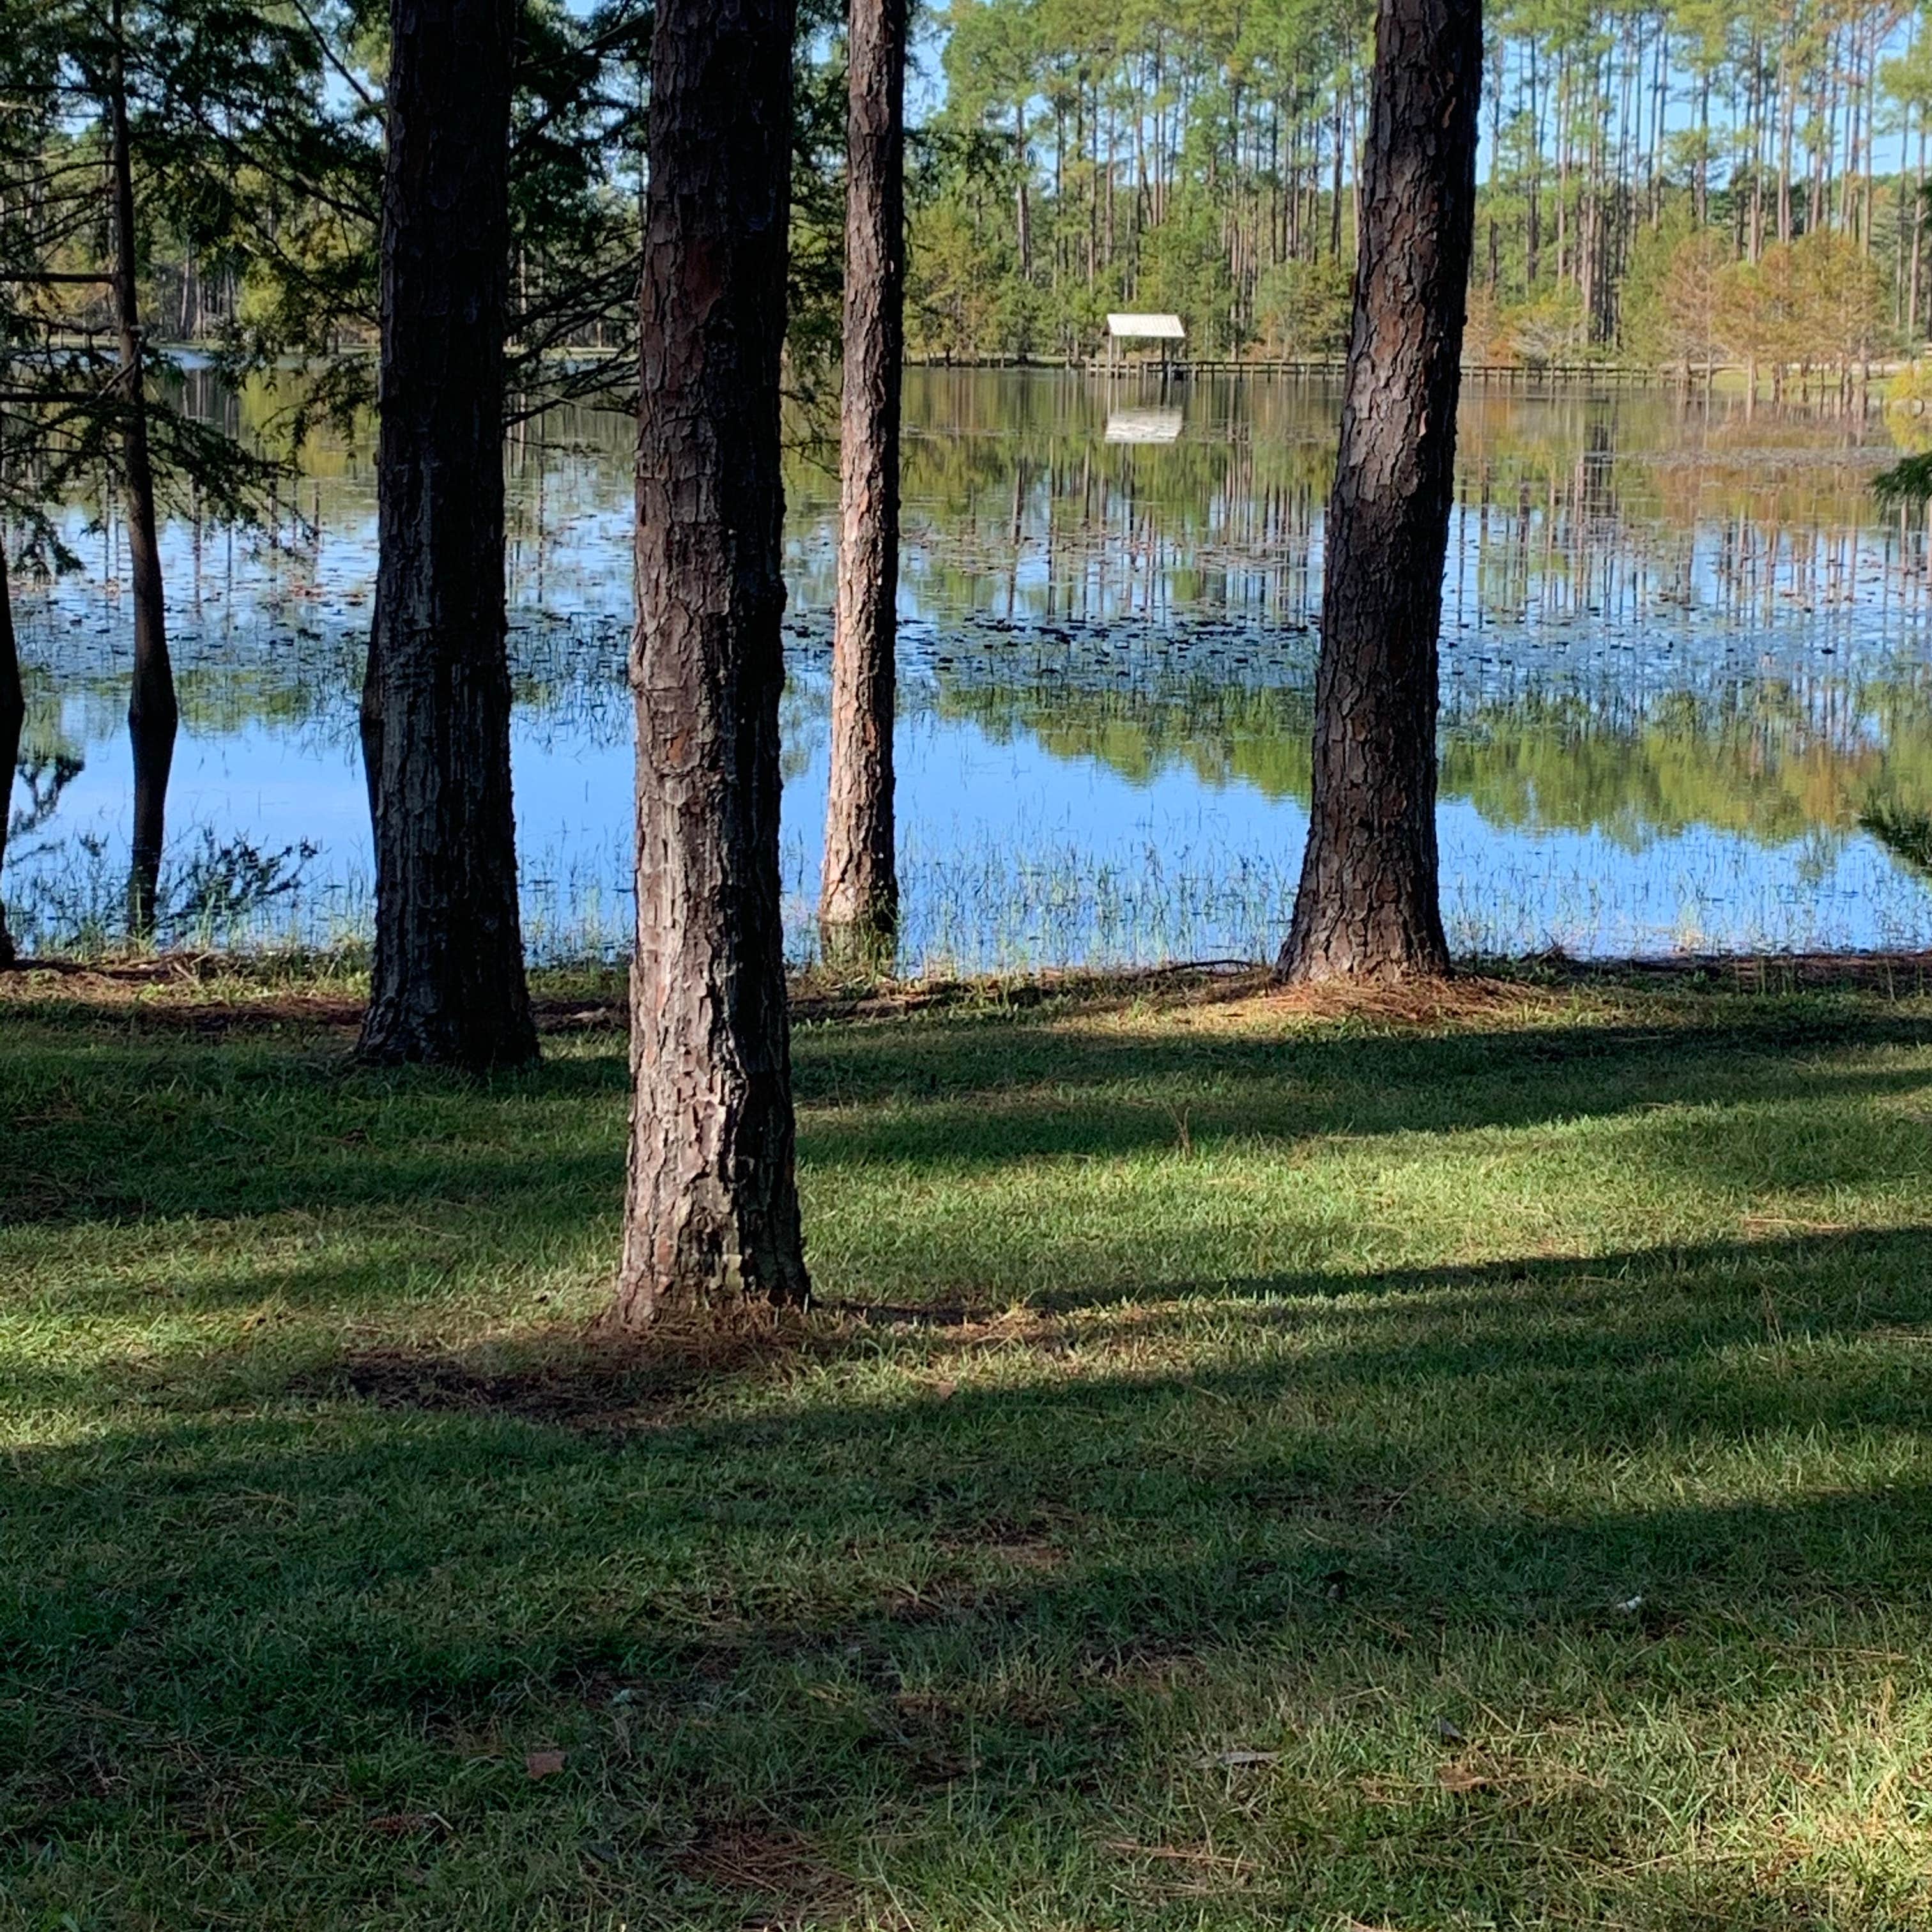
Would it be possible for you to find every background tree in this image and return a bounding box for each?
[0,539,20,966]
[901,0,1932,367]
[356,0,537,1068]
[1277,0,1483,983]
[820,0,910,967]
[618,0,810,1324]
[0,0,355,935]
[103,0,177,939]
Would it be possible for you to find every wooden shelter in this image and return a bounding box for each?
[1104,312,1185,376]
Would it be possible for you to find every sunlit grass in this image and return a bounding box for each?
[4,963,1932,1926]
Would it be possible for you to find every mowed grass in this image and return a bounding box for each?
[6,960,1932,1929]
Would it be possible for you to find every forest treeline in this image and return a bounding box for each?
[8,1,1932,390]
[919,0,1932,376]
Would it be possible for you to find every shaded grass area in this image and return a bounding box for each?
[5,962,1932,1928]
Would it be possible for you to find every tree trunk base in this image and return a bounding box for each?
[611,1243,810,1333]
[355,1002,539,1071]
[1274,928,1452,986]
[606,1276,808,1337]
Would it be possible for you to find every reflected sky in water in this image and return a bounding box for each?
[10,369,1932,965]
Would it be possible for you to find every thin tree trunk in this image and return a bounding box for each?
[108,5,176,942]
[618,0,809,1326]
[1330,88,1345,258]
[1527,37,1540,285]
[358,0,535,1067]
[0,538,21,967]
[1777,57,1794,245]
[1015,103,1032,280]
[1899,100,1912,329]
[1276,0,1480,985]
[1749,33,1765,259]
[1913,116,1925,338]
[1861,26,1876,252]
[820,0,907,967]
[1556,54,1569,285]
[1697,69,1710,228]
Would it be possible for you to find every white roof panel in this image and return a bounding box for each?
[1106,312,1186,339]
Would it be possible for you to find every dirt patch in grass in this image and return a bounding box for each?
[308,1326,804,1429]
[1254,972,1570,1026]
[309,1303,1095,1436]
[671,1821,859,1928]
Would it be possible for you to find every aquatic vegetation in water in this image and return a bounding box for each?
[12,372,1932,966]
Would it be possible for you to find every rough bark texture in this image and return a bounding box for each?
[109,16,176,942]
[819,0,908,968]
[357,0,535,1068]
[1277,0,1482,985]
[617,0,809,1326]
[0,540,22,967]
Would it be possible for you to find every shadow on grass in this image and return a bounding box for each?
[6,1224,1932,1925]
[799,1003,1932,1175]
[6,1000,1931,1232]
[8,993,1932,1923]
[8,1222,1931,1436]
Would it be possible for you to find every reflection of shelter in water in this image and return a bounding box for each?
[1105,407,1184,445]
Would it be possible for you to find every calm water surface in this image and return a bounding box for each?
[11,369,1932,966]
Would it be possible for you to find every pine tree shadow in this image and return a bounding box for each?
[8,1223,1932,1926]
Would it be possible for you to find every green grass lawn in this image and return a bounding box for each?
[6,960,1932,1929]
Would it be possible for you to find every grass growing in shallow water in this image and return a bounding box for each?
[5,958,1932,1928]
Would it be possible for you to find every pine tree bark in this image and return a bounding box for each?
[358,0,535,1068]
[108,7,176,942]
[1276,0,1481,985]
[819,0,907,969]
[0,539,22,968]
[617,0,809,1327]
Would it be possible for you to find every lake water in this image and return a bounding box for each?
[10,368,1932,968]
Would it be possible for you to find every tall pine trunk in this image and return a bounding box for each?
[819,0,907,968]
[0,539,21,967]
[1276,0,1480,985]
[617,0,809,1326]
[108,6,176,942]
[358,0,535,1068]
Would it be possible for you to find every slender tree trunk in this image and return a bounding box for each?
[1778,61,1794,245]
[1860,28,1876,253]
[1696,70,1710,227]
[1330,88,1345,259]
[1015,103,1032,280]
[1556,55,1569,285]
[1526,38,1540,286]
[618,0,809,1326]
[0,539,21,967]
[1276,0,1480,985]
[1749,34,1765,260]
[357,0,535,1067]
[820,0,907,968]
[1913,117,1926,339]
[107,7,176,942]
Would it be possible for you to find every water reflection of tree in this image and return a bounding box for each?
[931,666,1932,849]
[19,370,1932,877]
[1862,804,1932,880]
